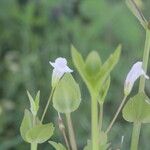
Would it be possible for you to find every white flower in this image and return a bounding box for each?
[124,61,149,95]
[49,57,73,87]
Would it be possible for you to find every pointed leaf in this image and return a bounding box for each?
[122,92,150,123]
[48,141,66,150]
[71,45,91,90]
[27,91,36,116]
[35,91,40,115]
[53,73,81,113]
[95,45,121,94]
[98,76,110,104]
[26,123,54,143]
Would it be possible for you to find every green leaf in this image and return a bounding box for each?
[71,45,121,97]
[98,76,110,104]
[48,141,66,150]
[95,45,121,94]
[34,91,40,115]
[20,109,33,142]
[85,51,102,76]
[122,92,150,123]
[53,73,81,113]
[126,0,147,29]
[27,91,40,116]
[71,45,92,91]
[26,123,54,143]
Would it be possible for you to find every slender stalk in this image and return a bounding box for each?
[130,29,150,150]
[41,88,54,122]
[99,104,103,132]
[139,29,150,92]
[31,116,37,150]
[31,143,37,150]
[62,130,71,150]
[58,113,70,150]
[130,122,141,150]
[105,95,127,134]
[91,95,99,150]
[66,113,77,150]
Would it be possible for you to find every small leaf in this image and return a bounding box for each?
[98,76,110,104]
[95,45,121,94]
[126,0,147,29]
[48,141,67,150]
[27,91,40,116]
[26,123,54,143]
[85,51,102,76]
[34,91,40,115]
[122,92,150,123]
[53,73,81,113]
[71,45,92,91]
[20,109,33,142]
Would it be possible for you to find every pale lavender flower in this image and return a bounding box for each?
[124,61,149,95]
[49,57,73,87]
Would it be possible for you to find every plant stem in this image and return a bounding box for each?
[130,29,150,150]
[105,95,127,134]
[139,29,150,92]
[31,116,37,150]
[91,95,99,150]
[58,112,70,150]
[99,104,103,132]
[66,113,77,150]
[31,143,37,150]
[130,122,141,150]
[41,88,54,122]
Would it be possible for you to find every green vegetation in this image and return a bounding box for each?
[0,0,150,149]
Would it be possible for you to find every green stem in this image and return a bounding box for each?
[58,113,70,150]
[31,143,37,150]
[41,88,54,122]
[139,29,150,92]
[105,95,127,134]
[130,122,141,150]
[31,116,37,150]
[66,113,77,150]
[99,104,103,132]
[91,95,99,150]
[130,29,150,150]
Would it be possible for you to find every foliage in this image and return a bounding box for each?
[0,0,150,150]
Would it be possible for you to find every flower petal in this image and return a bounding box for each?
[124,61,149,95]
[49,57,73,88]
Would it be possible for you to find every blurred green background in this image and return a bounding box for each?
[0,0,150,149]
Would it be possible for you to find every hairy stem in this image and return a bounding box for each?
[66,113,77,150]
[58,113,70,150]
